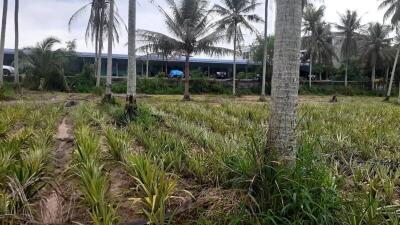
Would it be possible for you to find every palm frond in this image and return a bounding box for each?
[211,0,262,44]
[68,3,91,31]
[69,0,125,45]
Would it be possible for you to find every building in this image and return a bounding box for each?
[331,32,345,68]
[3,49,260,78]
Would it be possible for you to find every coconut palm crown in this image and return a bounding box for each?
[335,10,362,86]
[211,0,263,95]
[302,4,326,86]
[360,23,392,89]
[379,0,400,27]
[335,10,362,63]
[69,0,124,44]
[303,22,337,77]
[137,0,231,100]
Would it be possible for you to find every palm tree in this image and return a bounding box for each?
[0,0,8,88]
[69,0,103,87]
[20,37,70,91]
[126,0,137,116]
[360,23,391,90]
[267,0,303,161]
[249,35,274,63]
[212,0,263,95]
[379,0,400,100]
[96,1,106,87]
[381,45,394,90]
[302,4,325,87]
[385,32,399,101]
[137,39,174,75]
[14,0,19,85]
[69,0,124,87]
[260,0,268,101]
[335,10,362,87]
[138,0,231,101]
[105,0,114,101]
[303,22,337,81]
[379,0,400,25]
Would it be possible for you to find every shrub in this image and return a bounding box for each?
[21,67,69,92]
[156,72,167,78]
[21,73,40,90]
[250,146,342,225]
[223,132,342,225]
[68,64,96,93]
[299,84,381,96]
[0,83,16,101]
[190,69,206,78]
[237,72,257,80]
[45,71,69,91]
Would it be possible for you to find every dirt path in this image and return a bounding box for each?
[0,92,93,106]
[108,165,147,225]
[40,116,75,225]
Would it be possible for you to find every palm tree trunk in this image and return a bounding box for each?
[260,0,269,102]
[183,54,190,101]
[344,59,348,87]
[384,67,389,91]
[385,46,400,101]
[0,0,8,87]
[232,24,237,96]
[319,64,322,80]
[267,0,302,162]
[105,0,114,101]
[126,0,137,116]
[94,26,99,78]
[309,54,312,88]
[14,0,19,85]
[146,54,149,78]
[97,37,103,87]
[96,9,105,87]
[371,63,376,90]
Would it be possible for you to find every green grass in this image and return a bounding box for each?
[0,83,16,101]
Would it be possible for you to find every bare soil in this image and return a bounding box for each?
[40,116,78,225]
[108,166,143,224]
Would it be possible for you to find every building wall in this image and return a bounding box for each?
[67,57,259,78]
[3,49,260,78]
[332,33,345,68]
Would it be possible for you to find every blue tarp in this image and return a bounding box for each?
[169,70,184,78]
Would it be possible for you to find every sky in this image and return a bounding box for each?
[0,0,387,57]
